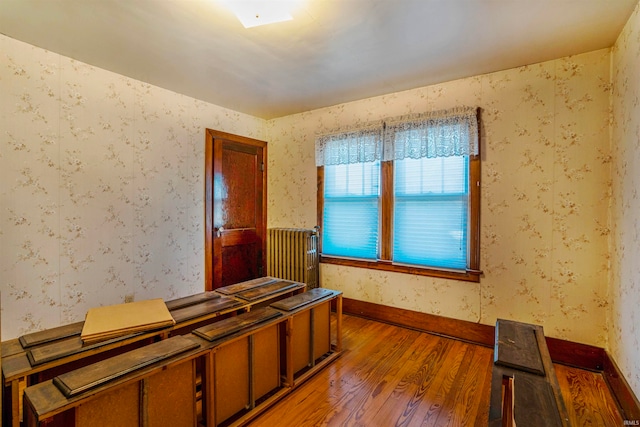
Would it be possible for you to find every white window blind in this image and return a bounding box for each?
[322,161,380,259]
[393,156,468,269]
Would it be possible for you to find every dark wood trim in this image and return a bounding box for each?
[316,166,324,253]
[342,297,494,347]
[545,336,605,371]
[321,256,481,282]
[469,157,481,272]
[258,143,267,279]
[467,107,481,272]
[603,351,640,422]
[204,132,214,291]
[212,135,224,288]
[380,161,393,261]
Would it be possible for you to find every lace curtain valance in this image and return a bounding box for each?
[315,107,478,166]
[315,122,383,167]
[383,107,479,161]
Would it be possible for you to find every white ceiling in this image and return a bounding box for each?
[0,0,637,119]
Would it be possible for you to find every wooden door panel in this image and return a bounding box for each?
[205,130,267,290]
[221,241,260,287]
[220,229,260,247]
[220,229,260,286]
[221,144,258,228]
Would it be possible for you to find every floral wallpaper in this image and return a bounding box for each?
[268,48,612,349]
[611,1,640,400]
[0,34,265,340]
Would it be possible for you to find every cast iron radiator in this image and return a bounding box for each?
[267,228,319,289]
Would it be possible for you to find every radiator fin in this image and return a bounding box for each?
[267,228,319,289]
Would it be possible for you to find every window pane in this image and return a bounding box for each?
[395,156,466,195]
[324,162,380,197]
[323,162,379,259]
[393,156,468,270]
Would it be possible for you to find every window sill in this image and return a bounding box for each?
[320,255,481,283]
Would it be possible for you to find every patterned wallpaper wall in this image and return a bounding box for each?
[0,34,265,340]
[268,48,612,348]
[611,1,640,400]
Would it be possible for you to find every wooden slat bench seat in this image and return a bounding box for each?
[215,277,277,295]
[3,331,164,427]
[270,287,332,311]
[494,320,545,376]
[233,280,301,302]
[165,291,220,311]
[11,278,298,359]
[2,339,27,359]
[27,334,143,367]
[15,295,240,368]
[169,295,244,325]
[489,319,571,427]
[193,307,283,343]
[9,291,220,359]
[19,322,85,349]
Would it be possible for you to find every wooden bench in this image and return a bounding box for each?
[21,288,343,427]
[23,335,204,427]
[489,319,571,427]
[2,277,305,427]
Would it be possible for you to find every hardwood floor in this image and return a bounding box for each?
[249,314,624,427]
[555,364,624,426]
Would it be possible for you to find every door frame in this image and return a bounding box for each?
[204,129,267,291]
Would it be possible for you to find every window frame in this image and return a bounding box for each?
[316,125,481,283]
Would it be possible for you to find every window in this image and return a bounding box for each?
[393,155,468,269]
[323,161,380,259]
[316,107,481,282]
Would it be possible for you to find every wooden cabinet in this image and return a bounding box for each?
[2,277,305,427]
[271,288,339,387]
[208,322,282,425]
[289,301,331,377]
[19,287,343,427]
[23,336,200,427]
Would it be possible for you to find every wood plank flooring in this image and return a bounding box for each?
[250,314,624,427]
[555,364,624,426]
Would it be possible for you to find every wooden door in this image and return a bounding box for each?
[205,130,267,290]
